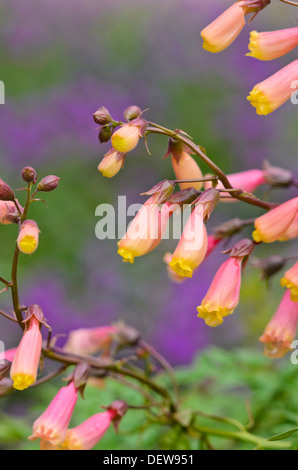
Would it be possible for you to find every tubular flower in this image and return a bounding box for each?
[281,261,298,302]
[98,150,126,178]
[17,219,40,254]
[259,290,298,358]
[64,326,117,356]
[201,2,246,53]
[205,169,266,201]
[61,409,116,450]
[247,27,298,61]
[29,381,78,447]
[252,197,298,243]
[10,316,42,390]
[279,213,298,241]
[169,204,208,278]
[171,152,203,191]
[117,198,172,264]
[197,256,243,327]
[247,60,298,115]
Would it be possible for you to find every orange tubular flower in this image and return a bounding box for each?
[17,219,40,254]
[169,204,208,278]
[259,290,298,358]
[201,2,246,53]
[64,326,117,356]
[171,152,203,191]
[98,150,126,178]
[281,261,298,302]
[247,60,298,115]
[247,27,298,61]
[29,381,78,448]
[10,316,42,390]
[197,256,243,327]
[62,409,116,450]
[279,213,298,241]
[252,197,298,243]
[117,197,172,264]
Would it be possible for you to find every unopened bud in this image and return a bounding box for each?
[21,166,37,184]
[263,161,293,188]
[93,106,112,125]
[224,238,255,259]
[98,125,113,143]
[37,175,60,192]
[98,150,125,178]
[141,180,175,204]
[197,188,220,221]
[114,323,141,347]
[123,105,142,122]
[0,179,15,201]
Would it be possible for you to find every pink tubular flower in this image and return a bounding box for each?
[247,27,298,61]
[247,60,298,115]
[64,326,117,356]
[205,169,266,201]
[206,235,222,257]
[61,409,115,450]
[117,197,172,264]
[259,290,298,358]
[171,152,203,191]
[29,381,78,447]
[252,197,298,243]
[201,2,246,53]
[279,213,298,242]
[281,261,298,302]
[10,316,42,390]
[17,219,40,255]
[169,204,208,278]
[197,256,243,327]
[98,150,126,178]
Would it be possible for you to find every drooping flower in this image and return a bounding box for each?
[247,60,298,115]
[252,197,298,243]
[169,204,208,278]
[29,381,78,448]
[64,326,117,356]
[279,213,298,242]
[259,290,298,358]
[281,261,298,302]
[204,169,266,201]
[197,256,243,327]
[61,410,115,450]
[17,219,40,254]
[201,2,246,53]
[117,197,172,264]
[111,118,147,153]
[10,316,42,390]
[98,149,126,178]
[247,27,298,61]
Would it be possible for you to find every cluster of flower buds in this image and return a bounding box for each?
[201,0,298,115]
[94,106,148,178]
[28,361,127,450]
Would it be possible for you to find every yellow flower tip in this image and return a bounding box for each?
[197,304,234,328]
[117,247,135,264]
[201,39,221,54]
[262,340,291,359]
[18,235,38,254]
[247,89,272,116]
[12,373,35,391]
[169,259,193,278]
[61,434,82,451]
[280,278,298,302]
[252,229,262,243]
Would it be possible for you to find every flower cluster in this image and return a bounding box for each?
[201,0,298,115]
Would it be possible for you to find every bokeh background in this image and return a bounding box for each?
[0,0,297,449]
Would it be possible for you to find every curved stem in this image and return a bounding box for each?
[279,0,298,5]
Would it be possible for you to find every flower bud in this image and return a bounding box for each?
[0,178,15,201]
[111,119,147,153]
[21,166,37,184]
[0,201,21,225]
[98,125,113,143]
[98,150,125,178]
[37,175,60,192]
[123,105,142,122]
[17,220,40,255]
[93,106,112,125]
[262,161,293,188]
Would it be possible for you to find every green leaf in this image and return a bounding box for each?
[269,428,298,441]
